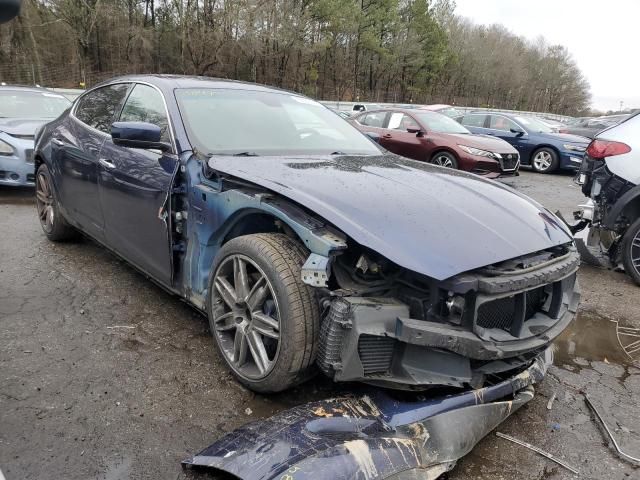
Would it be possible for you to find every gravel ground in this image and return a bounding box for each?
[1,170,639,480]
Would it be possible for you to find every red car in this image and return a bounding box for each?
[353,108,520,176]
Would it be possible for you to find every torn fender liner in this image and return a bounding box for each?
[182,349,551,479]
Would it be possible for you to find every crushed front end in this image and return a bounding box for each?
[309,242,580,390]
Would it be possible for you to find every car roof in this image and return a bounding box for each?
[419,104,452,111]
[91,74,299,96]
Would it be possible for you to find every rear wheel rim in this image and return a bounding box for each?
[211,254,281,380]
[629,230,640,277]
[432,154,455,168]
[533,151,553,171]
[35,172,54,233]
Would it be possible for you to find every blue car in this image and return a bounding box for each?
[458,112,589,173]
[34,75,578,395]
[0,85,70,187]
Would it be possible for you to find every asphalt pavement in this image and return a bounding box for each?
[1,170,639,479]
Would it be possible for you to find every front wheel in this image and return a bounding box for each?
[620,218,640,286]
[207,233,320,393]
[531,147,559,173]
[430,151,459,169]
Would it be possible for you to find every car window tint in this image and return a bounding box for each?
[388,113,419,131]
[360,112,386,128]
[461,114,486,127]
[75,84,129,133]
[489,115,519,131]
[120,84,170,142]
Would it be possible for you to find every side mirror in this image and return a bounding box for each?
[364,131,381,143]
[407,127,424,137]
[111,121,172,151]
[510,127,525,136]
[0,0,21,23]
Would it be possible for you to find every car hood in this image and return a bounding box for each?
[208,154,573,280]
[445,133,517,153]
[535,131,589,144]
[0,118,50,137]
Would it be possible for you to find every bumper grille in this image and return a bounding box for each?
[358,335,395,375]
[477,286,548,333]
[499,153,519,171]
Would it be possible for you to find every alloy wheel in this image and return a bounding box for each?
[629,230,640,278]
[35,171,55,233]
[533,151,553,171]
[211,254,281,379]
[432,154,455,168]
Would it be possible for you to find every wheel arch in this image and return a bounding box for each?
[430,147,459,161]
[186,190,347,308]
[603,185,640,230]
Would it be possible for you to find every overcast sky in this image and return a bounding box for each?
[454,0,640,112]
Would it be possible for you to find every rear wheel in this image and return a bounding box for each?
[430,151,458,169]
[207,233,319,393]
[620,218,640,286]
[35,164,77,241]
[531,147,559,173]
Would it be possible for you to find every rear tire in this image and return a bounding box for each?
[430,151,459,169]
[35,164,77,242]
[620,218,640,286]
[531,147,559,173]
[207,233,320,393]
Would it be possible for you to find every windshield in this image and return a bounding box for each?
[514,116,553,133]
[175,89,382,156]
[414,112,470,134]
[0,90,70,119]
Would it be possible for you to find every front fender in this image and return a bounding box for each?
[184,182,347,308]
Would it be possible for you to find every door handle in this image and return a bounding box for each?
[382,134,392,138]
[99,158,116,170]
[52,138,64,146]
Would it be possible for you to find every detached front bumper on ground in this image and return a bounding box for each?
[183,348,552,480]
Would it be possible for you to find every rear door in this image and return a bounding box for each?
[354,111,389,138]
[52,83,130,240]
[97,83,177,286]
[381,112,425,160]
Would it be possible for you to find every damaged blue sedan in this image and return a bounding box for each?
[34,75,579,397]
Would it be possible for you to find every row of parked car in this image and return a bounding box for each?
[347,106,590,175]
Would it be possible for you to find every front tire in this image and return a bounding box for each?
[35,164,77,241]
[531,147,559,173]
[430,151,459,169]
[207,233,320,393]
[620,218,640,286]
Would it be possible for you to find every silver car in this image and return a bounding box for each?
[0,86,70,187]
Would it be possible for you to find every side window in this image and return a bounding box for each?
[388,112,420,131]
[119,84,170,143]
[461,114,486,127]
[360,112,387,128]
[74,84,129,133]
[489,115,519,131]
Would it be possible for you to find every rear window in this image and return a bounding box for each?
[461,114,486,128]
[358,112,387,128]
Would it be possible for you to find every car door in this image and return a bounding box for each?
[51,83,130,240]
[97,83,177,286]
[381,112,425,160]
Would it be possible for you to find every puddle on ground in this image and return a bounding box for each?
[554,310,640,367]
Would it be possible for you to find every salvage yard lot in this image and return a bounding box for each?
[1,171,639,480]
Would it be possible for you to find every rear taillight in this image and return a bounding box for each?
[586,139,631,160]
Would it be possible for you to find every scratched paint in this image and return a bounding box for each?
[345,440,378,479]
